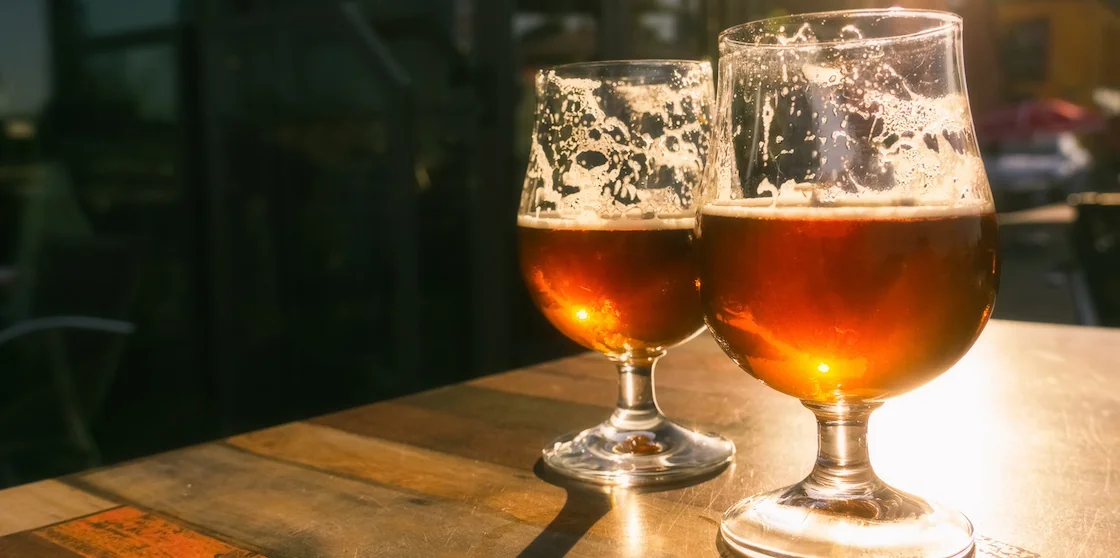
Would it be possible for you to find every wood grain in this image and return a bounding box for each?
[73,443,623,557]
[0,321,1116,557]
[35,507,261,558]
[0,531,83,557]
[313,399,553,471]
[469,368,746,428]
[532,334,755,397]
[313,383,627,471]
[0,480,116,536]
[229,422,720,556]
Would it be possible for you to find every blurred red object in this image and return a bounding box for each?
[976,99,1105,142]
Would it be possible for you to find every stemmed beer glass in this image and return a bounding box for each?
[518,61,735,486]
[697,10,999,556]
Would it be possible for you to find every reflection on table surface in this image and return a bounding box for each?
[0,320,1116,557]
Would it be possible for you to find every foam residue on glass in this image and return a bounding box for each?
[521,63,712,225]
[712,17,992,210]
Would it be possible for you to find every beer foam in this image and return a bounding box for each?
[518,213,695,230]
[712,14,992,208]
[521,63,712,219]
[700,199,993,220]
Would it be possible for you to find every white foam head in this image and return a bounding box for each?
[518,213,695,230]
[520,62,712,220]
[700,198,993,220]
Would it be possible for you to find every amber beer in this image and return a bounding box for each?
[518,215,704,356]
[697,203,999,402]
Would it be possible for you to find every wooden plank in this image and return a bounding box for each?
[317,380,808,482]
[471,368,772,428]
[312,403,812,554]
[527,332,752,397]
[0,531,82,557]
[384,323,1119,557]
[73,443,618,557]
[313,399,553,470]
[228,422,720,556]
[34,507,261,558]
[313,383,813,514]
[0,321,1114,557]
[313,383,619,471]
[399,384,609,435]
[0,480,116,536]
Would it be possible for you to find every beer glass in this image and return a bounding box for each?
[697,10,998,556]
[518,60,734,486]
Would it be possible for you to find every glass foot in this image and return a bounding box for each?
[720,481,974,557]
[542,418,734,487]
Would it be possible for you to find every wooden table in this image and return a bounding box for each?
[0,320,1116,557]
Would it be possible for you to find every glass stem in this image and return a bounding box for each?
[609,352,665,430]
[803,401,883,498]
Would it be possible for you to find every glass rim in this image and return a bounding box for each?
[719,8,961,51]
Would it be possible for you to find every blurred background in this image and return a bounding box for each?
[0,0,1116,487]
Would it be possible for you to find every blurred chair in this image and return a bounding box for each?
[0,317,134,480]
[0,236,138,485]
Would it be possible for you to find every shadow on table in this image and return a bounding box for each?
[518,459,728,558]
